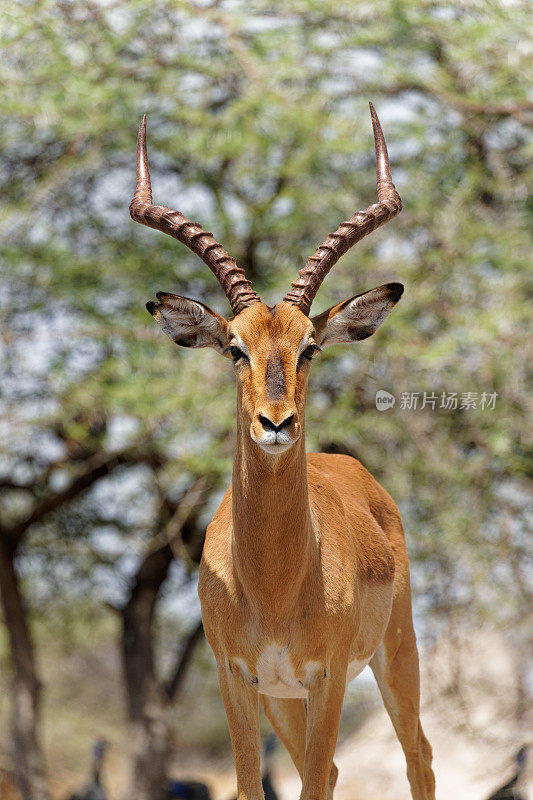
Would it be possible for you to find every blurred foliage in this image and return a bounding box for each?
[0,0,532,764]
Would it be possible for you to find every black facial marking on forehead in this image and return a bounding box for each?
[265,349,286,399]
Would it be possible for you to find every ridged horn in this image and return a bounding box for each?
[130,115,260,316]
[283,103,402,315]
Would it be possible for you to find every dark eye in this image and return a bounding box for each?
[229,345,246,362]
[301,344,321,362]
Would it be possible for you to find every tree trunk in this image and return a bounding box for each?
[121,544,174,800]
[121,485,207,800]
[0,536,50,800]
[126,681,172,800]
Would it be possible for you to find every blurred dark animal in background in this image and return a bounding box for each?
[485,747,529,800]
[165,734,279,800]
[67,739,108,800]
[166,778,211,800]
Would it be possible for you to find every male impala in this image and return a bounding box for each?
[131,104,436,800]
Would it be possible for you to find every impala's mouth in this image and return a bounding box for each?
[257,439,294,454]
[251,428,299,454]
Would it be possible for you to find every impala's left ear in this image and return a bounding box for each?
[311,283,404,347]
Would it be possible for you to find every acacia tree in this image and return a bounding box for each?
[0,412,216,799]
[0,425,167,798]
[1,0,531,796]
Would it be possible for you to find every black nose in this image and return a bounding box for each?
[258,414,294,434]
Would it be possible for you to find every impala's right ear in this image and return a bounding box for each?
[311,283,404,347]
[146,293,229,354]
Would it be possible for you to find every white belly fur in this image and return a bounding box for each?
[235,645,371,699]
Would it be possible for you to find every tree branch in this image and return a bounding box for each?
[332,82,533,122]
[147,476,208,564]
[3,446,164,548]
[165,619,205,703]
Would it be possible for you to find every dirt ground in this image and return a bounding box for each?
[1,627,530,800]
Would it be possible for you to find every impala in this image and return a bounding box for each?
[131,104,436,800]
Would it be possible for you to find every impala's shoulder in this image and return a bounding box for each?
[306,451,402,526]
[306,451,363,476]
[306,452,371,503]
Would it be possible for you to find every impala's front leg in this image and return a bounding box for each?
[217,659,263,800]
[301,664,346,800]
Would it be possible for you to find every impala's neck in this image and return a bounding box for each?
[231,391,314,614]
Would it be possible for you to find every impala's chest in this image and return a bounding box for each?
[234,643,322,699]
[231,643,371,699]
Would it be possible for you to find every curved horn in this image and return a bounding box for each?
[283,103,402,315]
[130,116,260,316]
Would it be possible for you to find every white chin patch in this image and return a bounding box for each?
[257,441,294,455]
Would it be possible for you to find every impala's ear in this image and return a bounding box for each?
[146,293,229,354]
[311,283,403,347]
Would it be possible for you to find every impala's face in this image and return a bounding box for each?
[227,302,317,454]
[146,282,403,456]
